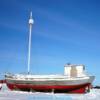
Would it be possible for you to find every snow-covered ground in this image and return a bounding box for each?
[0,84,100,100]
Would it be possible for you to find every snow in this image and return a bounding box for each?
[0,84,2,88]
[0,84,100,100]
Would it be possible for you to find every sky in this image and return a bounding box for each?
[0,0,100,85]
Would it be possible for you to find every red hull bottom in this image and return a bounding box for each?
[6,83,91,93]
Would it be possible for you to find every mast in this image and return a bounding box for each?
[28,12,34,74]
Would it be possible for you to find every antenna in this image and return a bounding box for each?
[28,11,34,74]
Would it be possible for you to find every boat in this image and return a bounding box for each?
[5,12,95,93]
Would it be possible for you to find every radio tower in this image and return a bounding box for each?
[28,12,34,74]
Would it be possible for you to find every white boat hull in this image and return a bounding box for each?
[5,75,95,93]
